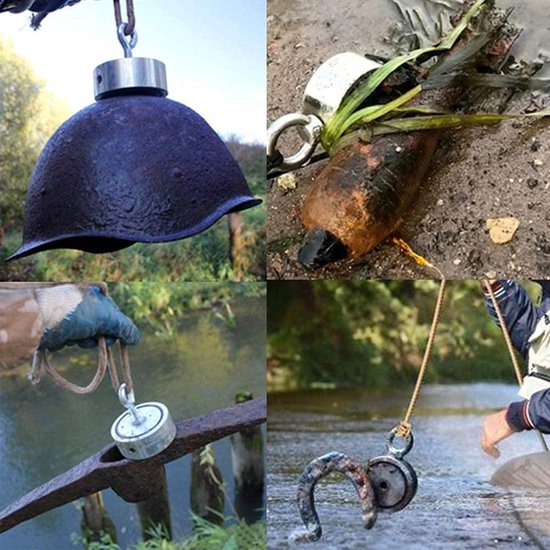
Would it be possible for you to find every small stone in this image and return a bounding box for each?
[533,159,544,167]
[531,140,541,152]
[486,217,520,244]
[277,173,297,193]
[485,271,497,279]
[437,199,444,206]
[453,258,461,266]
[527,178,539,189]
[395,146,402,153]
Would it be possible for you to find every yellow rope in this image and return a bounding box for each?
[392,237,445,279]
[395,279,447,438]
[483,280,548,452]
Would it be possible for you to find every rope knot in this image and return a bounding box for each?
[395,421,412,439]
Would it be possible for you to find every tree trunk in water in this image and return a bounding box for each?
[190,446,225,526]
[80,492,117,545]
[136,466,172,540]
[228,212,244,282]
[231,392,265,523]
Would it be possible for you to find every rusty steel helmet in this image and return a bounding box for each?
[8,50,260,261]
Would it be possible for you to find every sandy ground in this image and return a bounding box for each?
[267,0,550,280]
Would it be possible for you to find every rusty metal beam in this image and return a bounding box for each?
[0,397,266,533]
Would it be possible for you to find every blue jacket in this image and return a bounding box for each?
[485,280,550,433]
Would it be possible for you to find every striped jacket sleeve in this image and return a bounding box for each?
[484,281,550,433]
[484,280,542,360]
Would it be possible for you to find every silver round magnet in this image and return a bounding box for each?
[302,52,382,123]
[111,398,177,460]
[94,57,168,100]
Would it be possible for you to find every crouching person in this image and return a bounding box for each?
[481,280,550,457]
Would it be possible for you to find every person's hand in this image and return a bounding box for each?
[481,409,514,458]
[36,285,140,352]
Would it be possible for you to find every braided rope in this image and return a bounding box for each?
[30,339,133,396]
[395,279,447,438]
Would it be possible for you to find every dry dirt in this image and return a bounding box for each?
[267,0,550,280]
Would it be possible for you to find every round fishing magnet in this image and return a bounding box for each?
[367,454,418,512]
[111,386,176,460]
[302,52,382,123]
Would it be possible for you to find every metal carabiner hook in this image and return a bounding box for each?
[292,452,378,542]
[118,383,144,426]
[386,428,414,459]
[267,113,323,172]
[117,22,138,58]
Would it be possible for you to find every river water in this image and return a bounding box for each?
[0,296,266,550]
[268,384,550,549]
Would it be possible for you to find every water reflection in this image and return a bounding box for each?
[0,297,266,549]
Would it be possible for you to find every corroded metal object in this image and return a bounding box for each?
[368,428,418,512]
[0,397,266,533]
[368,455,418,512]
[295,452,378,542]
[297,4,521,270]
[299,132,439,269]
[8,48,260,261]
[8,95,260,260]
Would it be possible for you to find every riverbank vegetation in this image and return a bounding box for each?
[75,518,266,550]
[268,280,540,391]
[109,282,265,335]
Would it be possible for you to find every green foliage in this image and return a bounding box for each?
[71,518,266,550]
[268,280,540,391]
[0,38,68,235]
[181,515,266,550]
[225,138,266,279]
[108,282,265,335]
[0,142,265,281]
[213,301,236,330]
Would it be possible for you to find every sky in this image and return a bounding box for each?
[0,0,266,143]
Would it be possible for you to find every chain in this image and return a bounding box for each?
[113,0,135,36]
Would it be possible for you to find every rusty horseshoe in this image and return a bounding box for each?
[294,452,378,542]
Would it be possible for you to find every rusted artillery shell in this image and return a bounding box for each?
[300,131,438,269]
[297,2,521,271]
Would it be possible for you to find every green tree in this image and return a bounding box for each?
[268,280,540,391]
[0,38,68,241]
